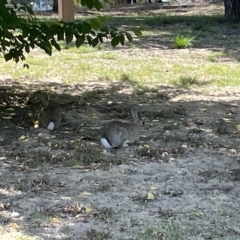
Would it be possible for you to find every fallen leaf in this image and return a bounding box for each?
[92,114,98,119]
[82,191,92,197]
[70,165,86,169]
[1,116,12,119]
[147,192,154,200]
[195,212,203,217]
[7,222,20,229]
[85,207,92,213]
[51,217,61,224]
[19,135,26,140]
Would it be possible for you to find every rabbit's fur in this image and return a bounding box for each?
[38,93,62,131]
[101,107,143,149]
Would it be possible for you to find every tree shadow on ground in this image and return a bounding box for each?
[34,2,240,61]
[101,3,240,61]
[1,80,240,239]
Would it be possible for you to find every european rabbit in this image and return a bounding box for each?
[38,93,62,131]
[100,106,143,149]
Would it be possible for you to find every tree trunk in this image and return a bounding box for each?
[224,0,240,22]
[53,0,58,12]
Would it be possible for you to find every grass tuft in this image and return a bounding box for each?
[174,35,195,48]
[136,220,183,240]
[171,76,204,88]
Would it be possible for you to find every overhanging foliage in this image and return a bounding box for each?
[0,0,142,66]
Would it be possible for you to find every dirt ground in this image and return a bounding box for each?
[0,79,240,240]
[1,2,240,240]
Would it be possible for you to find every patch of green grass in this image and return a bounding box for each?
[135,82,151,91]
[63,147,103,166]
[0,5,239,90]
[192,17,218,31]
[30,212,50,223]
[104,14,220,30]
[136,220,183,240]
[82,89,107,99]
[62,143,125,168]
[207,55,217,62]
[82,229,111,240]
[101,52,118,59]
[193,21,211,31]
[174,76,202,88]
[7,150,52,168]
[94,207,115,222]
[205,65,240,87]
[120,73,133,81]
[174,35,195,48]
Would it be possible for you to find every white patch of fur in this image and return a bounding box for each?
[101,138,113,149]
[47,122,55,131]
[123,140,130,147]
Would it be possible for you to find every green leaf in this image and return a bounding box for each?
[51,38,61,51]
[22,28,29,38]
[15,55,20,63]
[7,18,19,29]
[76,23,82,32]
[119,33,125,45]
[97,16,106,24]
[110,30,117,38]
[4,53,12,62]
[24,4,34,15]
[85,0,94,9]
[66,33,73,44]
[23,63,29,69]
[97,33,105,43]
[25,44,30,53]
[82,22,91,34]
[81,0,86,5]
[90,31,96,37]
[86,35,92,45]
[20,55,26,61]
[133,28,142,37]
[126,32,133,42]
[111,36,120,47]
[29,40,35,49]
[100,27,109,33]
[91,37,98,47]
[36,41,52,56]
[89,19,100,30]
[76,35,85,47]
[94,0,103,11]
[57,31,64,41]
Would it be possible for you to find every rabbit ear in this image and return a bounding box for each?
[40,93,49,106]
[130,106,139,123]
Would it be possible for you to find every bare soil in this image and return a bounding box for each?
[1,79,240,240]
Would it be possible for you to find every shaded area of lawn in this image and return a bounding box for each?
[1,80,240,239]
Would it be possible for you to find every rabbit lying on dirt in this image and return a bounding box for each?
[38,93,62,131]
[101,106,143,148]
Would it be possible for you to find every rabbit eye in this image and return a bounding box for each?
[141,121,145,126]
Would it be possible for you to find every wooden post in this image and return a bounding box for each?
[58,0,74,22]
